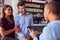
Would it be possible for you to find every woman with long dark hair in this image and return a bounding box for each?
[0,5,17,39]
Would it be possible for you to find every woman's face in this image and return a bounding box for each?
[4,7,12,16]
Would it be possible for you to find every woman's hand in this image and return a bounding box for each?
[14,26,20,33]
[24,35,30,40]
[14,26,18,30]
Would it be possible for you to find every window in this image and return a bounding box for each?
[0,0,4,7]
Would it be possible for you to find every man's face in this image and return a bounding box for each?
[18,5,26,14]
[44,6,49,21]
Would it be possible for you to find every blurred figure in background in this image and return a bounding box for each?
[29,1,60,40]
[46,0,60,3]
[14,1,33,40]
[0,5,18,39]
[52,0,60,3]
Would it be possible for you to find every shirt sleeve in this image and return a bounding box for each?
[14,17,19,26]
[40,27,55,40]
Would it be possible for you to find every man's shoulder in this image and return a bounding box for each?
[47,21,60,27]
[26,13,30,16]
[26,14,32,17]
[45,21,60,30]
[43,22,54,30]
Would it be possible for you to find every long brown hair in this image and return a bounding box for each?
[2,5,14,21]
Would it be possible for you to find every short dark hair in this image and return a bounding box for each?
[45,1,60,16]
[17,2,25,6]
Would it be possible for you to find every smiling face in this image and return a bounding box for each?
[4,7,12,16]
[18,5,26,14]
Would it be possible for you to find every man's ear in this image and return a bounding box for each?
[48,8,52,15]
[48,9,51,14]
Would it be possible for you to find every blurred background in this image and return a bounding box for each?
[0,0,52,17]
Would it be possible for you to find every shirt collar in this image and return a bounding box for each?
[19,13,27,16]
[49,20,60,23]
[47,20,60,26]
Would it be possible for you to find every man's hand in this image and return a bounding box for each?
[30,30,37,39]
[28,29,40,39]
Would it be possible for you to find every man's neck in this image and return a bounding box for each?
[49,16,60,22]
[21,13,26,16]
